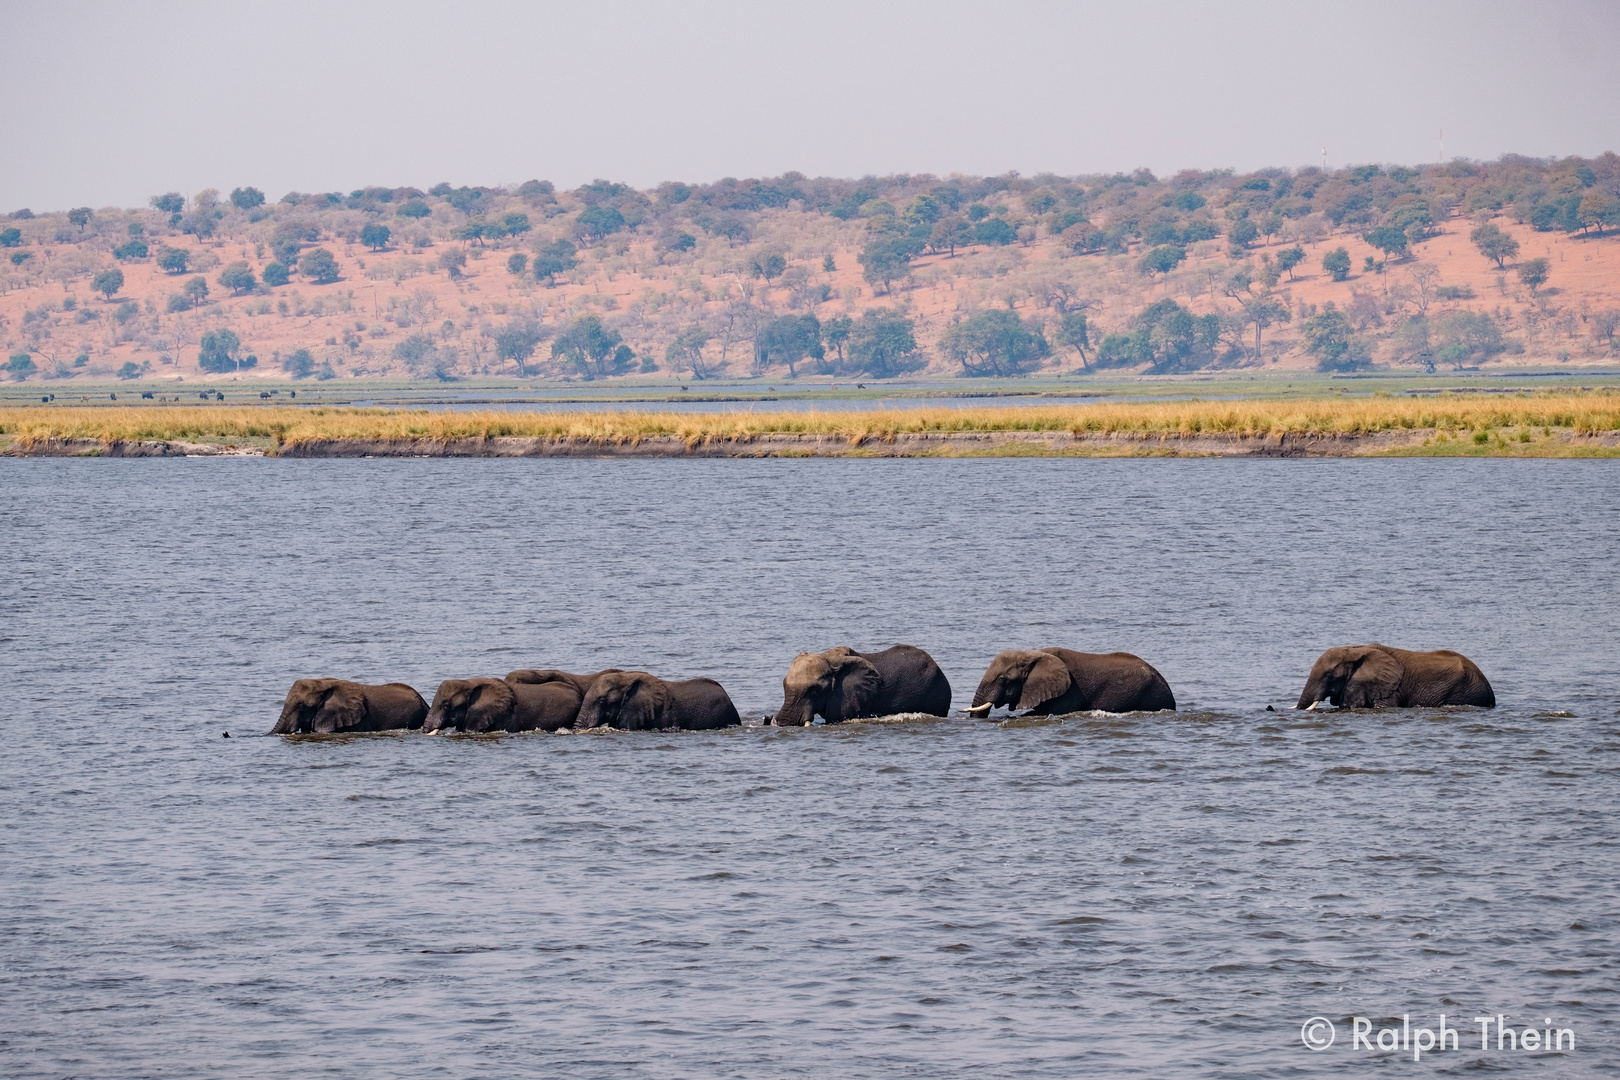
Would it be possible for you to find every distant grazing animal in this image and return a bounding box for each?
[271,678,427,734]
[773,645,952,725]
[423,677,582,733]
[1294,645,1494,709]
[574,671,741,731]
[966,648,1175,716]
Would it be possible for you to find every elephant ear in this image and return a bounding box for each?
[465,679,515,730]
[830,654,881,720]
[1017,652,1072,710]
[315,680,366,732]
[618,675,673,730]
[1344,647,1403,707]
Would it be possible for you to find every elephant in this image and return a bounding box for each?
[422,677,584,733]
[574,671,741,731]
[504,668,621,698]
[271,678,428,734]
[773,645,952,726]
[965,648,1176,716]
[1294,644,1495,709]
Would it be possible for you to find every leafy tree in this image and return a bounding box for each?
[532,239,578,284]
[663,325,714,379]
[6,353,37,378]
[938,308,1048,377]
[10,251,32,266]
[1139,244,1186,275]
[1300,305,1368,371]
[360,223,390,250]
[282,348,315,377]
[550,314,623,379]
[751,253,787,281]
[930,216,973,256]
[966,203,990,222]
[113,239,149,260]
[68,207,93,231]
[753,314,823,377]
[1226,217,1258,248]
[0,227,20,247]
[299,248,340,284]
[392,333,455,379]
[157,247,190,274]
[1433,310,1506,368]
[665,232,696,253]
[1516,257,1549,296]
[822,254,837,273]
[1321,247,1352,282]
[150,192,185,214]
[574,205,625,242]
[1056,309,1091,370]
[858,239,911,294]
[820,315,852,371]
[495,320,545,376]
[117,361,141,379]
[973,217,1017,245]
[846,309,922,378]
[1363,225,1410,261]
[1276,246,1306,280]
[1470,223,1519,268]
[1223,270,1292,361]
[457,217,489,245]
[197,328,242,373]
[1094,299,1221,374]
[638,352,658,373]
[218,262,256,294]
[1576,192,1612,237]
[395,199,431,218]
[501,212,531,236]
[261,261,290,287]
[506,252,528,275]
[92,267,124,299]
[183,275,210,304]
[230,187,265,210]
[437,248,467,279]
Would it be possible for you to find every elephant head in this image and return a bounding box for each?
[424,678,515,733]
[1295,645,1403,709]
[575,672,672,730]
[775,647,880,726]
[273,678,365,734]
[965,649,1071,715]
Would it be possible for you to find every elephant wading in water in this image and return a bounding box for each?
[773,645,952,726]
[965,648,1175,716]
[504,668,621,698]
[574,671,741,731]
[1295,644,1495,709]
[423,677,584,733]
[271,678,428,734]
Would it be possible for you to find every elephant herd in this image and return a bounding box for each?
[270,642,1495,735]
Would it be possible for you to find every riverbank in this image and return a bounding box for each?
[4,395,1619,457]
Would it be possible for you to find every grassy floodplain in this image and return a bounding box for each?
[3,392,1620,456]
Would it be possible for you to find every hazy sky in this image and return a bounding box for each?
[4,0,1617,211]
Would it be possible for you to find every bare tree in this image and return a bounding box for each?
[1404,264,1440,317]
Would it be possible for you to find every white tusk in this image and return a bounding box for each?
[1305,701,1319,711]
[964,702,992,715]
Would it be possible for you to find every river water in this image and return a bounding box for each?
[2,458,1616,1077]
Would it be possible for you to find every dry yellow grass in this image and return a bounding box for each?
[2,393,1619,451]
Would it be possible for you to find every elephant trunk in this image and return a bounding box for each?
[774,693,814,727]
[270,702,302,735]
[1295,677,1328,710]
[422,705,448,734]
[573,698,606,730]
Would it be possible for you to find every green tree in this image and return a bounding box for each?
[1469,223,1520,268]
[753,314,822,377]
[1576,192,1612,237]
[1056,309,1091,370]
[6,353,37,379]
[532,239,578,284]
[506,252,528,275]
[1516,256,1550,296]
[550,314,623,379]
[858,239,911,294]
[495,320,545,376]
[1363,225,1410,261]
[299,248,340,284]
[92,267,124,299]
[929,216,973,256]
[1093,299,1221,374]
[157,247,190,274]
[501,212,531,236]
[117,361,141,379]
[218,262,256,294]
[113,239,149,260]
[1139,244,1186,275]
[820,315,852,371]
[574,205,625,242]
[665,232,696,253]
[197,328,242,373]
[1226,218,1258,248]
[230,187,265,210]
[360,223,390,250]
[1300,304,1368,371]
[1276,246,1306,280]
[664,325,714,379]
[1321,247,1352,282]
[822,254,837,273]
[395,199,431,218]
[68,207,93,231]
[846,309,922,377]
[183,275,210,305]
[750,253,787,282]
[150,192,184,214]
[437,248,467,279]
[261,261,289,287]
[0,227,21,247]
[938,308,1048,377]
[281,348,315,377]
[973,217,1017,246]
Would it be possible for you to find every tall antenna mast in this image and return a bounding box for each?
[1438,128,1444,163]
[1321,146,1327,170]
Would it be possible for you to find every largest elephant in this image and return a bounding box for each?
[1295,644,1495,708]
[271,678,428,734]
[773,645,952,725]
[574,671,741,731]
[965,648,1175,716]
